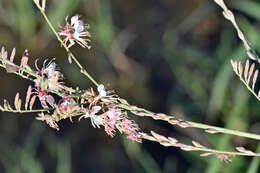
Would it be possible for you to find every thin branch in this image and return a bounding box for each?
[214,0,260,62]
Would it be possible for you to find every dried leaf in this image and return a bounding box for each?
[192,141,205,148]
[179,144,195,151]
[236,147,255,154]
[169,119,179,125]
[200,152,215,157]
[230,59,238,74]
[236,147,246,152]
[151,131,168,141]
[160,141,172,147]
[25,85,32,110]
[252,70,258,90]
[18,99,22,110]
[14,93,20,110]
[247,63,255,83]
[20,49,29,67]
[244,60,249,82]
[29,95,36,110]
[6,63,19,73]
[205,128,220,134]
[1,47,7,60]
[9,48,16,62]
[68,53,72,64]
[168,137,178,144]
[178,121,191,128]
[238,61,243,78]
[139,133,157,142]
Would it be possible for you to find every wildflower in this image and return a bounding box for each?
[58,97,79,122]
[31,88,55,108]
[79,106,104,127]
[37,112,60,131]
[34,60,62,91]
[58,15,91,49]
[217,154,232,162]
[121,117,141,142]
[97,84,106,97]
[104,108,121,137]
[106,108,121,127]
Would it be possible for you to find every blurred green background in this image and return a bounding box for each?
[1,0,260,172]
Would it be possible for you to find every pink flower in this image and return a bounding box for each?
[106,108,121,127]
[104,108,121,137]
[58,15,91,49]
[217,154,232,162]
[121,117,141,142]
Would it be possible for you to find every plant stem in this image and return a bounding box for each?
[1,108,49,113]
[118,103,260,141]
[188,121,260,140]
[142,132,260,157]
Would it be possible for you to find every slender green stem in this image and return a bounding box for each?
[188,121,260,140]
[40,11,99,87]
[192,146,257,157]
[118,103,260,141]
[235,72,260,102]
[142,132,260,157]
[1,109,49,113]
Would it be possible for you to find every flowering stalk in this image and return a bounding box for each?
[2,48,260,141]
[117,100,260,141]
[40,10,98,86]
[0,0,257,161]
[141,131,260,162]
[214,0,260,62]
[2,47,260,159]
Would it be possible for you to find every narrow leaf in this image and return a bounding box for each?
[29,95,36,110]
[200,152,214,157]
[151,131,168,141]
[230,59,238,74]
[1,47,7,59]
[205,128,220,134]
[20,49,29,67]
[25,85,32,110]
[244,60,249,81]
[14,93,20,110]
[168,137,178,144]
[236,147,255,154]
[178,121,191,128]
[10,48,16,62]
[18,99,22,111]
[236,147,246,152]
[247,62,255,83]
[238,61,243,78]
[252,70,258,90]
[192,141,205,148]
[6,64,19,73]
[68,53,72,64]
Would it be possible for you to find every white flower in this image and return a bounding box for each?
[45,62,56,78]
[58,15,91,49]
[84,106,101,118]
[97,84,106,97]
